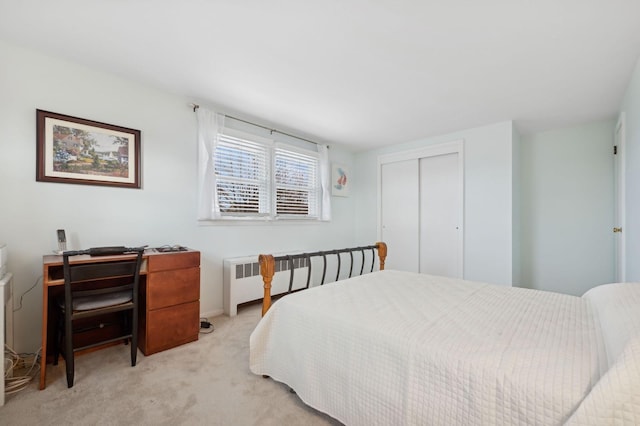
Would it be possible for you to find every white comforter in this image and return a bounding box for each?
[250,270,617,425]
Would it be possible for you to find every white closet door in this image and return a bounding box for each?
[419,153,461,278]
[380,159,419,272]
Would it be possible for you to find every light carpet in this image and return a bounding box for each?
[2,304,341,425]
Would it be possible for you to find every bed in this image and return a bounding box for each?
[249,243,640,425]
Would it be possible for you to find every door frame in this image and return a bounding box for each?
[377,140,465,277]
[615,112,626,282]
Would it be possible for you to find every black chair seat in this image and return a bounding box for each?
[58,289,133,312]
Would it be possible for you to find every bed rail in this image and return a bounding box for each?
[258,242,387,316]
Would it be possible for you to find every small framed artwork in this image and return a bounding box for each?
[36,109,141,188]
[331,164,350,197]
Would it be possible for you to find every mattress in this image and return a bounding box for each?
[250,270,609,425]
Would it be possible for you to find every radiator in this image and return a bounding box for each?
[223,254,309,316]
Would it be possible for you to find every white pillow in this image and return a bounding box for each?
[565,334,640,425]
[583,283,640,368]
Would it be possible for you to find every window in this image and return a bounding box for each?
[215,134,269,215]
[274,147,318,216]
[212,130,324,220]
[196,109,330,222]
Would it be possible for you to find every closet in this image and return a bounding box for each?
[379,141,464,278]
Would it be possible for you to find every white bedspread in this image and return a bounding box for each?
[250,270,608,425]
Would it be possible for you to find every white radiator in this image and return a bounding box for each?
[223,254,309,316]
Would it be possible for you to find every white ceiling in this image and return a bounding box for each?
[2,0,640,150]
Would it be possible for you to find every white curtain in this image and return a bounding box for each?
[196,108,225,220]
[318,144,331,221]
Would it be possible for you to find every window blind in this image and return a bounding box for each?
[274,148,319,217]
[214,134,269,215]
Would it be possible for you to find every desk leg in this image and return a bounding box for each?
[39,283,48,390]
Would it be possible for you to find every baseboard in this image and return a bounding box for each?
[200,308,224,319]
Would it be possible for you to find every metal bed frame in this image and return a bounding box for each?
[258,242,387,316]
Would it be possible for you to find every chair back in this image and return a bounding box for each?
[62,248,144,314]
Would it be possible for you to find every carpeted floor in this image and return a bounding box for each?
[2,304,342,425]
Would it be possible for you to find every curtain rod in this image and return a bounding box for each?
[190,103,324,147]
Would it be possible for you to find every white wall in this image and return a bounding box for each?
[354,121,515,286]
[0,40,357,353]
[520,120,615,296]
[620,56,640,280]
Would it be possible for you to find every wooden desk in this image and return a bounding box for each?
[39,249,200,390]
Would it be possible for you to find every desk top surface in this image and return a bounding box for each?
[42,248,200,287]
[43,247,198,266]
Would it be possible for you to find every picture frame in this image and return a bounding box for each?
[331,163,350,197]
[36,109,141,189]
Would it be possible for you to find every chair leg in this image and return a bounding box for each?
[64,315,74,388]
[131,339,137,366]
[122,311,129,345]
[131,309,138,367]
[66,359,74,388]
[53,313,61,366]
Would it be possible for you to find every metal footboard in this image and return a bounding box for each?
[258,242,387,316]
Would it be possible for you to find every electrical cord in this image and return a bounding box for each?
[199,317,214,334]
[4,344,41,395]
[14,276,42,312]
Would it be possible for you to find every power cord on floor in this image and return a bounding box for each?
[200,317,214,334]
[4,344,41,395]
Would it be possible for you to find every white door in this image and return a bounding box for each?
[419,153,461,277]
[614,114,626,282]
[380,159,419,272]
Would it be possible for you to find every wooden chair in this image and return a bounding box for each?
[53,247,144,388]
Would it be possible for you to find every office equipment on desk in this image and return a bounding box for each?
[83,246,148,256]
[153,245,188,253]
[39,248,201,390]
[56,229,67,254]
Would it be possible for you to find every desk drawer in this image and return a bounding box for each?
[147,267,199,310]
[147,251,200,272]
[145,301,199,355]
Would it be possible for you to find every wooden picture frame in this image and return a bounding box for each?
[36,110,141,188]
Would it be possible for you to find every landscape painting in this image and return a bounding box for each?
[36,110,141,188]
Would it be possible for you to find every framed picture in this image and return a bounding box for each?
[36,110,141,188]
[331,164,350,197]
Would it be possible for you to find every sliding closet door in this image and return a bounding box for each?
[379,140,464,277]
[419,153,462,278]
[380,159,419,272]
